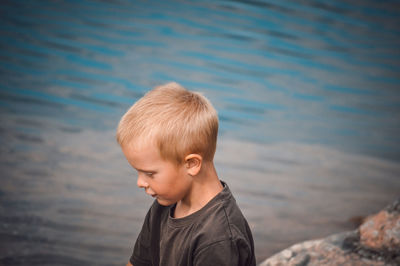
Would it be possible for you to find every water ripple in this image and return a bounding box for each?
[1,0,399,264]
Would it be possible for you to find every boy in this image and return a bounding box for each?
[116,82,256,266]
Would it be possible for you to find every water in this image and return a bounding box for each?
[1,0,400,264]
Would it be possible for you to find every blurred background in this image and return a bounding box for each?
[0,0,399,265]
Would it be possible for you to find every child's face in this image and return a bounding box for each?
[121,141,192,206]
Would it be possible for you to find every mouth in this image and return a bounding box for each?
[144,189,156,198]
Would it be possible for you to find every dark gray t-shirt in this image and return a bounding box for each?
[130,181,256,266]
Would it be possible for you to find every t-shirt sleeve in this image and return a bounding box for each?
[129,207,153,266]
[193,237,255,266]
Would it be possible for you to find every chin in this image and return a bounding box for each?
[157,198,175,206]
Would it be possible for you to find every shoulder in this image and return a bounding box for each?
[193,192,253,250]
[191,195,256,265]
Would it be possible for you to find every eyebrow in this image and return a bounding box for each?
[135,167,156,173]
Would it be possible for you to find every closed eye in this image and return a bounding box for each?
[135,168,156,178]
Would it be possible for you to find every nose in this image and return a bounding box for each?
[137,175,149,189]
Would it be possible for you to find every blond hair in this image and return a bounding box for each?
[116,82,218,165]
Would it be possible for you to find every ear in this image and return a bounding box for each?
[184,154,202,176]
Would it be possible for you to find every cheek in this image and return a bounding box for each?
[154,166,187,188]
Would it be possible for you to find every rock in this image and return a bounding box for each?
[360,200,400,252]
[260,199,400,266]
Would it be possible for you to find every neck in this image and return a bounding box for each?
[174,162,223,218]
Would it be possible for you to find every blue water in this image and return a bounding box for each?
[1,0,400,264]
